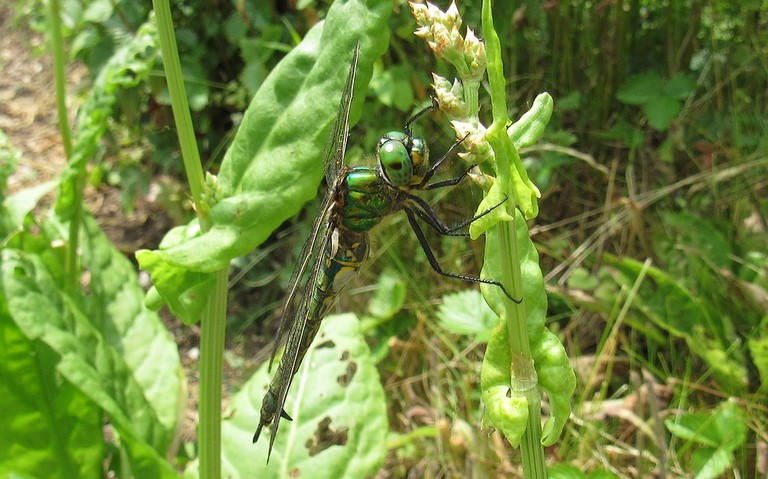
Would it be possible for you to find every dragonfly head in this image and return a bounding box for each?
[377,131,429,187]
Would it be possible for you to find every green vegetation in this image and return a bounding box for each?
[1,0,766,478]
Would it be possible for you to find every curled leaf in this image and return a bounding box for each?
[531,330,576,446]
[507,93,553,149]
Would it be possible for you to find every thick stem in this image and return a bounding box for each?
[483,0,547,477]
[198,269,228,479]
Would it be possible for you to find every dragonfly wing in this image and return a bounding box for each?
[270,43,361,366]
[269,192,335,369]
[266,215,336,457]
[323,42,360,184]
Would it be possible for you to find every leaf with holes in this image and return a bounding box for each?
[195,314,387,478]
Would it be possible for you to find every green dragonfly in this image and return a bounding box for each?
[253,44,520,461]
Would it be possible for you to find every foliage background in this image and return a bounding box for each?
[1,0,766,477]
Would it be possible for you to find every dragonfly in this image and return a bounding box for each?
[253,43,520,461]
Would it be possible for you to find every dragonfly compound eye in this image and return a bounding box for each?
[379,138,413,186]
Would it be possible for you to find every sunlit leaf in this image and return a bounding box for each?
[186,314,387,478]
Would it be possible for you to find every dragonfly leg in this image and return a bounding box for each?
[417,133,470,187]
[404,96,439,138]
[403,208,522,303]
[404,193,508,236]
[424,164,475,190]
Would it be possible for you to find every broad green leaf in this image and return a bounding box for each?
[548,465,620,479]
[1,251,179,478]
[83,0,113,22]
[0,302,102,479]
[469,180,514,239]
[139,0,392,322]
[662,73,697,99]
[532,330,576,445]
[481,211,546,342]
[616,72,664,105]
[643,95,681,130]
[186,314,387,478]
[81,216,185,438]
[138,249,216,321]
[369,63,414,112]
[480,313,529,447]
[437,290,496,341]
[660,212,733,272]
[665,399,745,479]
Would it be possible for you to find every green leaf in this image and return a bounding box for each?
[662,73,697,99]
[0,304,103,479]
[507,93,553,150]
[480,209,574,446]
[56,20,158,221]
[548,465,621,479]
[2,181,58,240]
[83,0,114,23]
[532,330,576,445]
[139,0,392,321]
[369,63,414,112]
[664,399,746,479]
[469,181,514,239]
[605,120,645,149]
[366,269,406,319]
[616,72,664,105]
[194,314,387,477]
[2,241,181,478]
[748,315,768,393]
[136,248,215,322]
[437,290,497,342]
[0,129,20,201]
[480,318,529,447]
[643,95,681,130]
[80,216,185,438]
[660,211,733,271]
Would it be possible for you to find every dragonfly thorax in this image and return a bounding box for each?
[376,130,429,187]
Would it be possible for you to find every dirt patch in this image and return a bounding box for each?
[0,6,72,192]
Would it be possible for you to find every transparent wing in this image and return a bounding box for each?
[268,192,334,369]
[265,215,335,455]
[323,42,360,184]
[268,43,361,368]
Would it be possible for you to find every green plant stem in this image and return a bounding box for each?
[48,0,80,286]
[483,0,546,478]
[153,1,227,477]
[198,268,228,479]
[153,0,206,218]
[48,0,72,159]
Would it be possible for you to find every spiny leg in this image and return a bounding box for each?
[404,193,509,237]
[417,133,470,187]
[403,208,522,303]
[424,164,474,190]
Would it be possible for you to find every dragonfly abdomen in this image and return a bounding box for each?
[315,228,369,314]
